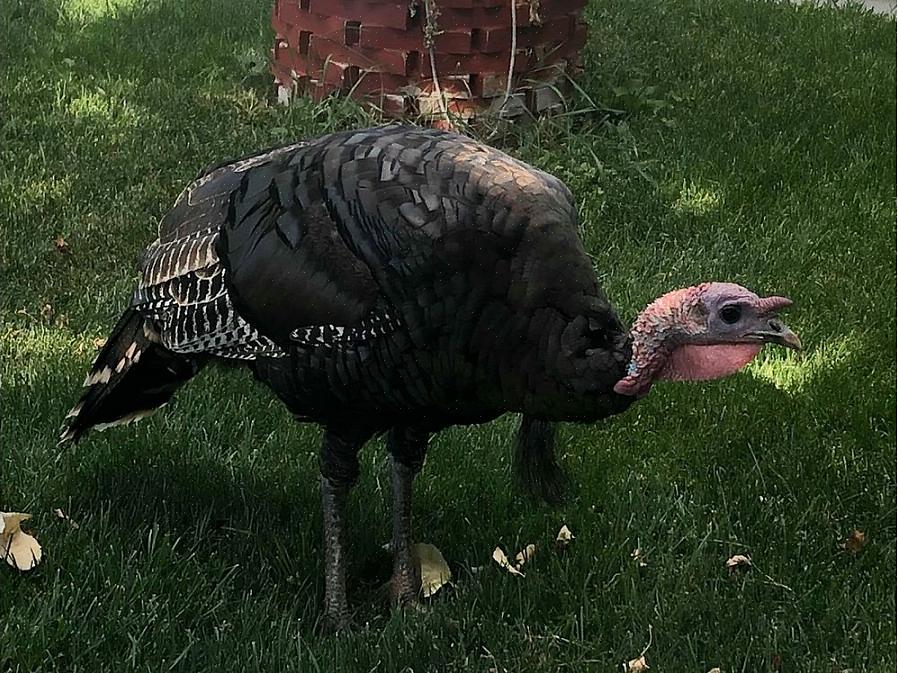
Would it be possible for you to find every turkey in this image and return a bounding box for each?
[60,124,800,630]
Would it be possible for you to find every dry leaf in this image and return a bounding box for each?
[40,304,54,321]
[725,554,752,569]
[412,542,451,598]
[0,512,43,571]
[514,543,537,569]
[844,529,867,554]
[53,236,71,254]
[707,668,722,673]
[555,524,575,550]
[492,547,525,577]
[626,655,649,672]
[93,337,107,350]
[53,507,79,529]
[631,547,648,567]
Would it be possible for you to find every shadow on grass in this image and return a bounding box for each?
[59,428,399,626]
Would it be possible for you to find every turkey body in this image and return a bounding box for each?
[127,124,633,431]
[63,124,636,627]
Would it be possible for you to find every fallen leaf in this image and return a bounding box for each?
[514,543,537,569]
[492,547,525,577]
[412,542,451,598]
[40,304,54,321]
[626,654,649,672]
[771,653,782,671]
[706,668,722,673]
[0,512,43,571]
[844,529,867,554]
[725,554,752,570]
[555,524,575,550]
[93,337,108,350]
[631,547,648,567]
[53,507,79,529]
[623,625,654,672]
[53,236,71,254]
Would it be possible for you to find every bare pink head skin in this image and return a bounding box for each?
[614,282,801,397]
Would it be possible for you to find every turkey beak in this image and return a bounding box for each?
[749,317,802,351]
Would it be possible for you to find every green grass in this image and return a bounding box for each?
[1,0,894,670]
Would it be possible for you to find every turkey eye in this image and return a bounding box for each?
[719,305,742,324]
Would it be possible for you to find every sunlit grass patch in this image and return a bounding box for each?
[671,180,724,216]
[4,175,74,214]
[0,324,99,381]
[65,0,142,20]
[749,332,858,395]
[66,87,145,126]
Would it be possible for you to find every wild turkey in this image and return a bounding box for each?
[61,124,800,630]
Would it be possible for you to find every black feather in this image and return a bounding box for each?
[513,415,566,505]
[60,309,202,443]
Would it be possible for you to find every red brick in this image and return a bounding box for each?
[360,25,472,53]
[471,72,507,98]
[308,0,410,30]
[270,57,294,87]
[316,60,352,87]
[561,22,587,54]
[369,93,406,115]
[422,49,530,77]
[476,20,573,53]
[439,6,530,30]
[426,0,477,7]
[532,16,577,44]
[415,76,472,94]
[271,37,289,61]
[279,11,347,41]
[535,0,587,19]
[307,36,409,75]
[279,49,316,77]
[272,15,294,42]
[275,1,306,27]
[350,71,411,96]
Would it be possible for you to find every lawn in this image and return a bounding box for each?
[0,0,894,671]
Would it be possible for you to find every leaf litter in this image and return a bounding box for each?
[492,547,526,576]
[623,624,653,672]
[0,512,43,571]
[843,529,867,555]
[555,524,575,549]
[412,543,451,598]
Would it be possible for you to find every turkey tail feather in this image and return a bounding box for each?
[59,309,203,444]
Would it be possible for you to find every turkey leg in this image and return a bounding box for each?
[387,426,429,607]
[321,475,351,630]
[319,426,369,632]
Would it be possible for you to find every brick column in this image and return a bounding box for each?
[271,0,588,123]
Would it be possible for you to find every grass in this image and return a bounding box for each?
[0,0,894,670]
